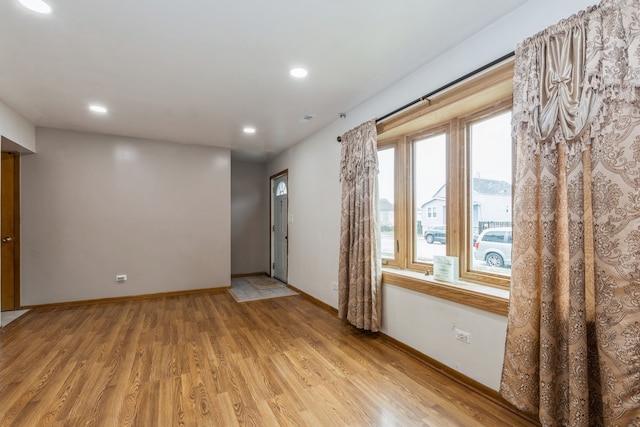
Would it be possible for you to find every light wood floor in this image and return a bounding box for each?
[0,291,535,426]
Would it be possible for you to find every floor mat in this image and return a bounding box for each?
[244,275,287,290]
[229,276,298,302]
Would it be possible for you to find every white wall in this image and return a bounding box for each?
[231,160,269,275]
[268,0,596,390]
[21,128,231,305]
[0,99,35,153]
[382,285,509,388]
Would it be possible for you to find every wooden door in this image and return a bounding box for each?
[1,152,19,311]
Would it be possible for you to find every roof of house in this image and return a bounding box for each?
[420,178,511,208]
[472,178,511,196]
[380,198,394,211]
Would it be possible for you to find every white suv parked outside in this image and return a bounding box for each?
[473,227,512,268]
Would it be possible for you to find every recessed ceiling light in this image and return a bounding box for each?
[18,0,52,14]
[89,104,108,114]
[243,127,256,134]
[289,68,308,78]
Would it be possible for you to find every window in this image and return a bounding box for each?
[413,131,447,264]
[275,182,287,196]
[377,60,513,289]
[378,145,396,261]
[467,109,513,277]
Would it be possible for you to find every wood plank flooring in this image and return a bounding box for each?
[0,291,535,426]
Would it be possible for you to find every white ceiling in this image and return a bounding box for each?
[0,0,526,161]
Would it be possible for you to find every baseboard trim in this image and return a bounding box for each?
[379,333,538,425]
[287,284,338,315]
[290,285,538,426]
[231,272,269,278]
[21,286,231,310]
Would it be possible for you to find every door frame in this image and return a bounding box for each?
[1,151,20,311]
[270,169,288,281]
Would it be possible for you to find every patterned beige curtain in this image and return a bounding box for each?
[500,1,640,425]
[338,119,382,332]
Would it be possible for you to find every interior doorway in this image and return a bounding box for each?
[271,171,288,283]
[1,152,20,311]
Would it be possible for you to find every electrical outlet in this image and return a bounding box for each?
[332,281,338,291]
[454,328,471,344]
[115,274,127,283]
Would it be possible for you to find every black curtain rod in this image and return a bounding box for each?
[336,51,515,143]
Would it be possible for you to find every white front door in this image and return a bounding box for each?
[272,174,288,283]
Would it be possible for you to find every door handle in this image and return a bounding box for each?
[2,237,13,243]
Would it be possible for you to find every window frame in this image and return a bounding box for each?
[378,139,403,268]
[406,123,450,271]
[377,60,514,292]
[458,100,514,287]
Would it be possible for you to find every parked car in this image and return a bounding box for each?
[473,227,512,267]
[423,225,446,244]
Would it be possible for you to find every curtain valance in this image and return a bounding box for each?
[513,0,640,153]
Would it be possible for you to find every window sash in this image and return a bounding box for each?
[459,102,513,286]
[378,141,402,268]
[407,125,449,270]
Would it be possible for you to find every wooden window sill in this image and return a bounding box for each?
[382,268,509,316]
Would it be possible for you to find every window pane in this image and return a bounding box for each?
[378,147,395,260]
[470,111,512,276]
[276,182,287,196]
[414,133,447,263]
